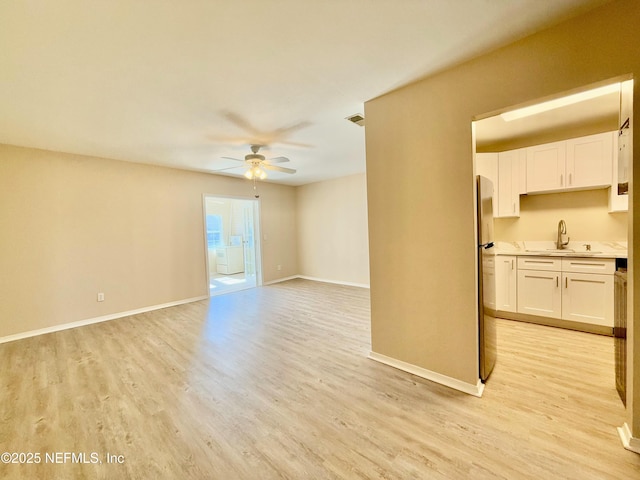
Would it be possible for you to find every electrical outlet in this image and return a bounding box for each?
[277,264,282,271]
[97,292,105,302]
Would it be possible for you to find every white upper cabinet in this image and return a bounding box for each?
[526,141,566,193]
[480,131,615,214]
[477,151,522,218]
[565,132,612,189]
[497,150,523,218]
[526,132,614,194]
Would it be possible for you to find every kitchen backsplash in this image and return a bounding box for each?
[494,189,627,242]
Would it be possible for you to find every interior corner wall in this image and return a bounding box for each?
[365,0,640,407]
[0,144,298,338]
[296,173,370,286]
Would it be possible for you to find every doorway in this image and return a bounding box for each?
[471,77,632,403]
[203,195,262,296]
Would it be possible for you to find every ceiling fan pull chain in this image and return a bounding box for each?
[253,177,260,198]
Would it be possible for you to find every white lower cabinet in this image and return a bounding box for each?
[560,257,615,326]
[561,272,613,325]
[514,256,615,327]
[495,255,517,313]
[483,254,496,311]
[517,268,562,319]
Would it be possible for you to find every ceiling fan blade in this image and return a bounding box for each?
[272,121,312,137]
[277,140,314,148]
[221,111,261,136]
[212,166,244,172]
[263,164,296,174]
[220,156,246,162]
[266,156,290,164]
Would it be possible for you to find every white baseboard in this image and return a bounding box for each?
[263,275,370,289]
[368,351,484,397]
[0,295,209,345]
[263,275,300,286]
[297,275,370,289]
[618,422,640,454]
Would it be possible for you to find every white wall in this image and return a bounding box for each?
[296,173,370,286]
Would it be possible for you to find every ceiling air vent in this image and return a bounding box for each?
[346,113,365,127]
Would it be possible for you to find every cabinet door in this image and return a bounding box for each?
[482,254,496,311]
[526,141,566,193]
[495,256,517,313]
[562,273,614,326]
[517,269,562,318]
[565,132,613,189]
[497,150,520,217]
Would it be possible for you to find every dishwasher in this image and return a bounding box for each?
[614,268,627,406]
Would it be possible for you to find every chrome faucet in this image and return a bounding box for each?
[556,220,569,249]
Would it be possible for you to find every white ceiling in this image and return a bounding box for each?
[0,0,610,186]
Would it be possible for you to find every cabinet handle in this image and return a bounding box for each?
[560,174,563,185]
[513,202,515,213]
[565,277,568,288]
[556,276,559,287]
[511,259,514,270]
[569,173,572,185]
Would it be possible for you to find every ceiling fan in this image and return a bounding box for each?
[218,144,296,180]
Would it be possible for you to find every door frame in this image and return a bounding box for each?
[202,193,263,295]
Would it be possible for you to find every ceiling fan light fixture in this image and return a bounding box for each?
[245,165,267,180]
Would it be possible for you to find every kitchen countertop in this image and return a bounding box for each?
[494,240,627,259]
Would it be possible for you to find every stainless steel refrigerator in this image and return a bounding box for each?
[477,175,497,382]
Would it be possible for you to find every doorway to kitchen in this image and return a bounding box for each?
[203,195,262,297]
[471,77,633,409]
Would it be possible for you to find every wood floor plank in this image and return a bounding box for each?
[0,278,638,479]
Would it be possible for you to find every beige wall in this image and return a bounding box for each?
[0,144,298,338]
[296,174,369,286]
[365,0,640,436]
[495,189,628,242]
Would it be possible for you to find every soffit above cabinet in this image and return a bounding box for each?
[476,91,619,152]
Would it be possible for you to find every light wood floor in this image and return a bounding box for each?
[0,279,638,479]
[209,272,257,296]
